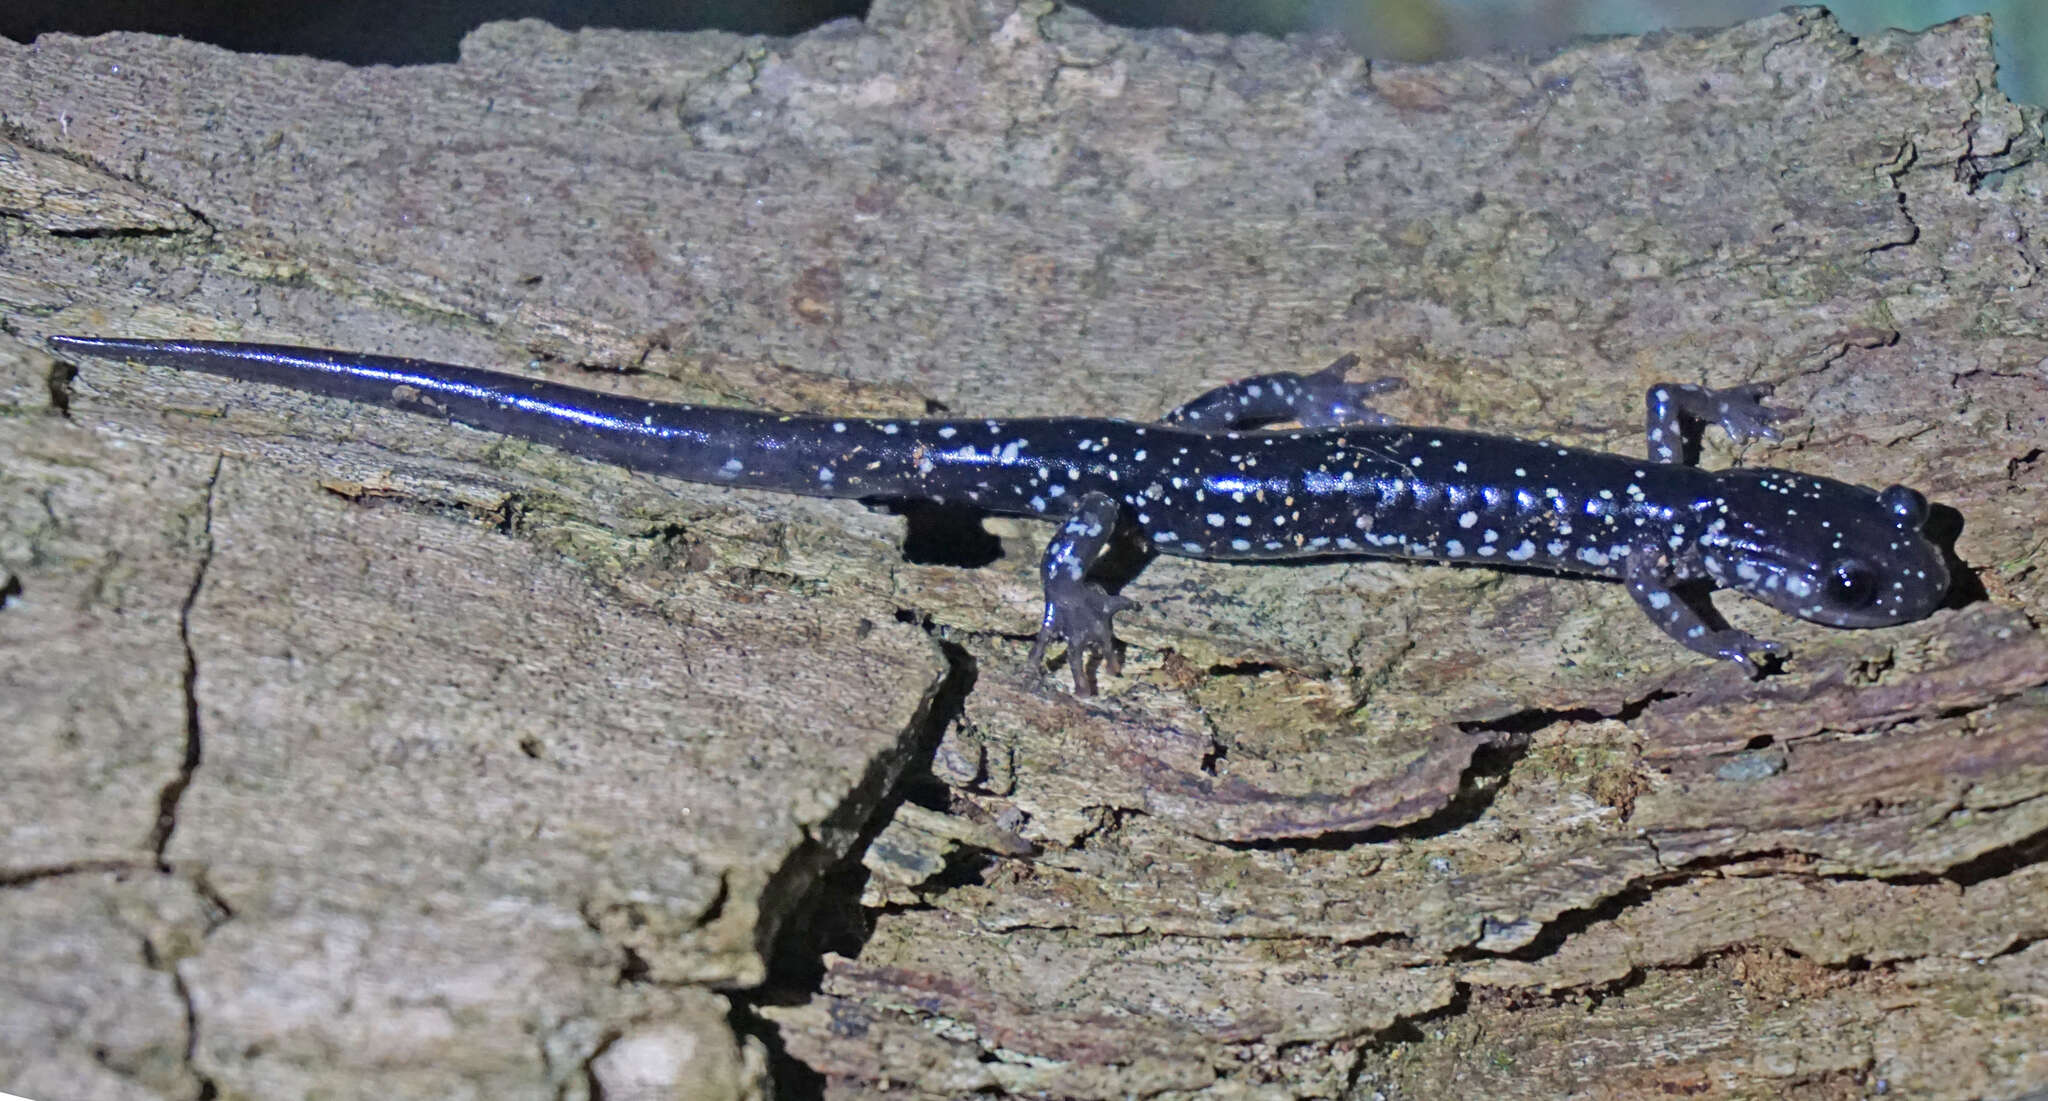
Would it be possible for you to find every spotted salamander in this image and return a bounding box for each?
[48,336,1950,693]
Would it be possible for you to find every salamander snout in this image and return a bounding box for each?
[1700,475,1949,630]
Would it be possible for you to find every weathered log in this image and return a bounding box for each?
[3,3,2045,1097]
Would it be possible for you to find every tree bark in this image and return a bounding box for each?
[3,3,2045,1097]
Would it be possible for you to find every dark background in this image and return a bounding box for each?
[2,1,2036,103]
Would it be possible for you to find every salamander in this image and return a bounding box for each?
[47,336,1951,693]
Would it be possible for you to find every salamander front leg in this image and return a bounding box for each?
[1623,552,1785,677]
[1644,382,1797,464]
[1027,491,1138,695]
[1163,354,1403,430]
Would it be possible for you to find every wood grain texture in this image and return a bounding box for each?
[3,2,2045,1097]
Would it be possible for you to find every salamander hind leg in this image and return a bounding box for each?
[1027,491,1138,695]
[1163,354,1403,430]
[1644,382,1798,464]
[1623,552,1785,678]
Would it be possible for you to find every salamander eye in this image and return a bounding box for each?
[1826,561,1879,608]
[1880,484,1928,527]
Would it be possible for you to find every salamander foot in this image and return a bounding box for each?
[1029,579,1135,696]
[1700,628,1787,679]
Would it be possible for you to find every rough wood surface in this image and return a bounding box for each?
[3,3,2045,1098]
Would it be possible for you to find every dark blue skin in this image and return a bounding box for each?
[47,336,1950,693]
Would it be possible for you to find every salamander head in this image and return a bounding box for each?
[1696,470,1947,628]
